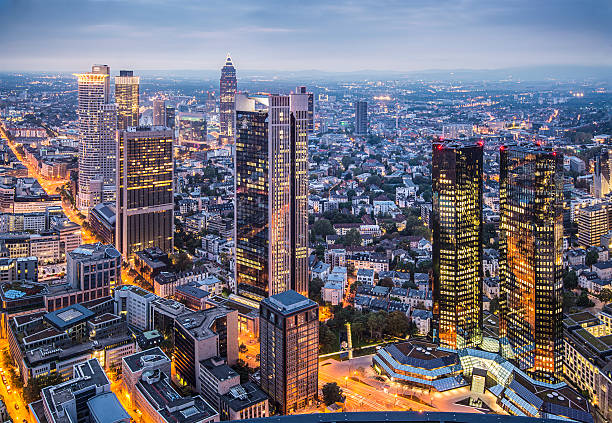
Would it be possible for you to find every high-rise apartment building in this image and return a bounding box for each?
[165,104,176,129]
[259,291,318,414]
[152,98,166,126]
[75,65,117,212]
[432,140,483,349]
[114,70,139,130]
[219,55,237,146]
[577,203,611,247]
[499,145,564,382]
[295,86,314,133]
[234,93,309,301]
[354,100,368,136]
[116,127,174,262]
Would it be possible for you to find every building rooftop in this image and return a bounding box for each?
[221,381,268,412]
[87,392,131,423]
[176,307,233,341]
[44,303,95,330]
[69,242,121,261]
[200,357,239,382]
[123,347,169,373]
[262,290,317,316]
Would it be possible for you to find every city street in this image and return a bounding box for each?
[319,356,506,414]
[0,339,32,423]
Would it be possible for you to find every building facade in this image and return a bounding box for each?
[219,55,237,146]
[499,145,564,381]
[116,127,174,261]
[75,65,117,212]
[114,70,139,130]
[432,140,483,349]
[234,93,309,301]
[354,101,368,136]
[259,291,318,414]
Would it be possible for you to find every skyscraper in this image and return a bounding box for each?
[432,140,483,349]
[219,54,237,146]
[259,290,318,414]
[354,100,368,136]
[234,93,309,301]
[115,70,139,130]
[295,86,314,133]
[153,98,166,126]
[75,64,117,212]
[165,104,176,129]
[593,149,612,198]
[499,145,564,381]
[116,127,174,261]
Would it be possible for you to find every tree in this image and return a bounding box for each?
[577,291,595,308]
[600,289,612,303]
[312,219,335,237]
[384,311,410,338]
[489,297,500,314]
[23,372,64,403]
[586,249,599,268]
[322,382,345,406]
[378,277,394,288]
[564,270,578,290]
[309,277,324,304]
[171,252,193,272]
[342,229,361,246]
[319,323,338,354]
[367,311,387,340]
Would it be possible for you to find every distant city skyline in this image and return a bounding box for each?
[1,0,611,72]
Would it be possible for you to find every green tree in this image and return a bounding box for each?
[600,289,612,303]
[319,323,338,354]
[564,270,578,290]
[312,219,335,237]
[367,311,387,340]
[322,382,345,406]
[342,229,361,246]
[489,297,500,314]
[586,249,599,268]
[384,311,410,338]
[171,251,193,272]
[309,277,325,304]
[23,372,64,403]
[378,277,394,288]
[577,291,595,308]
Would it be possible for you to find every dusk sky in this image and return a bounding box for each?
[1,0,611,72]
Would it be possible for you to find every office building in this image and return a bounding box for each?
[577,202,611,247]
[29,359,130,423]
[152,98,166,126]
[165,104,176,129]
[234,93,309,301]
[199,357,240,411]
[295,86,314,133]
[174,307,239,392]
[116,127,174,262]
[66,243,121,297]
[219,54,237,146]
[259,291,318,414]
[499,145,564,381]
[122,348,219,423]
[220,382,269,421]
[114,284,158,331]
[432,140,483,349]
[114,70,139,130]
[354,100,368,136]
[0,256,38,283]
[75,65,117,212]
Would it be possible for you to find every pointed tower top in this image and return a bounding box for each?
[225,53,233,66]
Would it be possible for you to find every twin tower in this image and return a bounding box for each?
[433,140,564,382]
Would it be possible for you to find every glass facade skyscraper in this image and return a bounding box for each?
[219,55,237,146]
[432,140,483,349]
[234,93,309,301]
[354,100,368,136]
[499,145,564,382]
[114,70,139,130]
[116,127,174,261]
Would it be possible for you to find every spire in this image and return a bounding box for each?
[225,53,233,67]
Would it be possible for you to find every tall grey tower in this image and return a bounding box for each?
[354,100,368,136]
[219,54,237,146]
[75,64,117,213]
